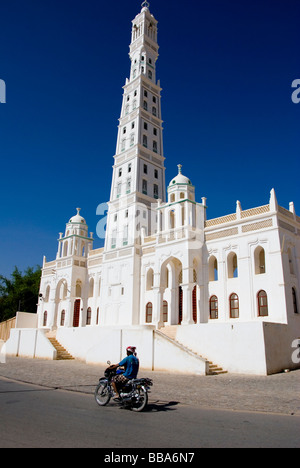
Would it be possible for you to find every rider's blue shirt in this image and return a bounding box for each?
[119,355,139,379]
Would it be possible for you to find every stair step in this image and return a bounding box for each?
[48,337,75,361]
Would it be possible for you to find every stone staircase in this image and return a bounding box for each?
[158,326,227,376]
[46,332,74,361]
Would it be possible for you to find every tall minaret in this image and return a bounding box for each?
[105,1,166,252]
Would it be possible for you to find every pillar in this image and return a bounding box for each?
[152,286,164,329]
[181,283,195,325]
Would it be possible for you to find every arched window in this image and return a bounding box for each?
[228,252,238,278]
[60,310,65,326]
[209,256,218,282]
[63,241,68,257]
[43,311,48,327]
[181,205,185,226]
[146,268,154,291]
[96,307,100,325]
[76,282,82,298]
[170,210,175,229]
[44,285,50,302]
[257,290,268,317]
[229,293,239,318]
[292,288,298,314]
[254,246,266,274]
[146,302,153,323]
[163,301,168,323]
[89,278,94,298]
[86,307,92,325]
[111,230,117,249]
[209,295,218,319]
[148,70,153,80]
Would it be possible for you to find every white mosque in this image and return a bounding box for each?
[5,2,300,375]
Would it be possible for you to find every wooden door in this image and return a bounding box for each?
[73,299,80,327]
[192,286,197,323]
[178,286,183,324]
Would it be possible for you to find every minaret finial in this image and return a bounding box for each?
[178,164,182,174]
[141,1,150,10]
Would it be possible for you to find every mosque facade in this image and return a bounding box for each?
[34,2,300,375]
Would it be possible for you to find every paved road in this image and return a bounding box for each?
[0,377,299,449]
[0,357,299,415]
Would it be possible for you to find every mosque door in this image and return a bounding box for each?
[178,286,183,324]
[192,286,197,323]
[73,299,80,327]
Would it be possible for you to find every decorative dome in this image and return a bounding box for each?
[69,208,86,225]
[169,165,192,186]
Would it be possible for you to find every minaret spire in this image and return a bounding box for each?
[105,3,166,251]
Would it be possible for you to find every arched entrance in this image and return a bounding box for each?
[160,257,183,326]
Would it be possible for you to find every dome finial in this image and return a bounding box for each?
[141,1,150,11]
[177,164,182,174]
[76,207,81,215]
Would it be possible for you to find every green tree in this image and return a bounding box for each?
[0,266,41,322]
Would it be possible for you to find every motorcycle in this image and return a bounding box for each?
[94,361,153,412]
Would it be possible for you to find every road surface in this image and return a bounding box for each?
[0,377,299,449]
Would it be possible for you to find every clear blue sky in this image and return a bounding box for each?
[0,0,299,278]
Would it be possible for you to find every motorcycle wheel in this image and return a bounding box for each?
[95,379,111,406]
[131,387,148,412]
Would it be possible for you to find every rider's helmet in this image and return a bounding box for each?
[126,346,136,355]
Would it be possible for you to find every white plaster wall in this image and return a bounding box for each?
[175,323,268,375]
[263,321,300,374]
[15,312,38,329]
[57,326,208,374]
[153,332,208,375]
[4,329,56,360]
[175,321,300,375]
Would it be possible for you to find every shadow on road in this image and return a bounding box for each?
[144,400,179,412]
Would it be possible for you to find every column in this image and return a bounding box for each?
[181,283,195,325]
[152,286,164,329]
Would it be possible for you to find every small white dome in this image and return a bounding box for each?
[169,165,192,186]
[69,208,86,225]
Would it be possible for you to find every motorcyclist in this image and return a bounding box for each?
[110,346,139,400]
